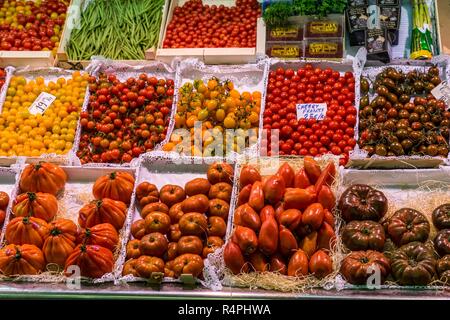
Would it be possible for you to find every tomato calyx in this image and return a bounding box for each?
[109,172,117,180]
[50,228,62,236]
[27,192,37,202]
[14,247,22,261]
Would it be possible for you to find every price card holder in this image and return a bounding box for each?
[296,103,328,120]
[28,92,56,115]
[431,80,450,106]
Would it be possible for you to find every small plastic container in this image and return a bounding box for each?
[266,41,303,59]
[346,6,368,46]
[304,16,344,39]
[349,0,368,6]
[380,4,401,45]
[266,25,303,42]
[365,28,392,63]
[304,38,344,59]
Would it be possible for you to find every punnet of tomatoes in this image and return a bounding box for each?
[358,66,449,158]
[77,72,174,164]
[0,163,136,278]
[263,64,357,166]
[163,0,261,49]
[0,0,68,56]
[122,162,234,280]
[224,158,336,280]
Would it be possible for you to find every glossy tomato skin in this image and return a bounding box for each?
[224,241,248,275]
[309,250,333,279]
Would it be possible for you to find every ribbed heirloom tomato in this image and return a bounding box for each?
[263,64,356,165]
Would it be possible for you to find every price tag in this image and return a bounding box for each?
[296,103,328,120]
[431,80,450,106]
[28,92,56,115]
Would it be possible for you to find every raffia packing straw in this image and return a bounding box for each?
[410,0,434,60]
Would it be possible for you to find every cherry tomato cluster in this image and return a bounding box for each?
[77,73,174,164]
[0,0,68,55]
[163,0,261,49]
[0,68,5,89]
[262,64,357,165]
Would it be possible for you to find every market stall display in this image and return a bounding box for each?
[0,162,137,281]
[0,0,70,67]
[75,61,175,165]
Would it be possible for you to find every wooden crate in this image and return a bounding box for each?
[0,0,73,68]
[56,0,169,69]
[156,0,265,64]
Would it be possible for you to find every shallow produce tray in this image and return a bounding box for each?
[116,153,233,288]
[336,167,450,291]
[0,165,138,284]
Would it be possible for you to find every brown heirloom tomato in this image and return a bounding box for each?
[164,242,178,261]
[209,182,232,203]
[284,188,316,210]
[169,203,184,223]
[279,226,298,257]
[279,209,302,231]
[185,178,211,197]
[432,204,450,230]
[263,174,285,204]
[78,198,127,230]
[93,171,135,204]
[135,256,165,278]
[122,258,139,276]
[277,163,295,187]
[294,168,311,189]
[258,217,278,256]
[0,244,45,276]
[248,181,264,211]
[342,220,386,251]
[340,250,391,285]
[159,185,186,207]
[391,242,436,286]
[126,239,141,259]
[208,199,229,220]
[169,224,182,242]
[179,212,208,236]
[288,249,309,277]
[437,255,450,282]
[239,165,261,188]
[43,218,77,266]
[13,192,58,222]
[338,185,388,222]
[65,244,114,279]
[136,182,159,207]
[202,236,224,258]
[0,191,10,210]
[139,232,168,257]
[181,194,209,213]
[309,250,333,279]
[173,253,204,277]
[434,229,450,256]
[131,219,146,240]
[78,223,119,251]
[177,236,203,255]
[224,241,248,274]
[207,216,227,237]
[144,211,171,234]
[249,251,269,272]
[207,162,234,184]
[387,208,430,246]
[237,184,252,206]
[232,226,258,255]
[6,216,50,248]
[270,253,287,275]
[141,202,169,219]
[19,163,67,195]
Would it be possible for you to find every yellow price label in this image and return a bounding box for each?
[308,43,338,55]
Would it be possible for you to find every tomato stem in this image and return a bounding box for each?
[109,172,117,180]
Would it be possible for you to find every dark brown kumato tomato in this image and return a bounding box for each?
[340,250,391,285]
[387,208,430,246]
[338,185,388,222]
[432,204,450,230]
[342,220,386,251]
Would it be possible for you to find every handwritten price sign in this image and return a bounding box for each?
[28,92,56,115]
[296,103,328,120]
[431,80,450,106]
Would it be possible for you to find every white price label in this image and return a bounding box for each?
[28,92,56,115]
[431,80,450,106]
[296,103,328,120]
